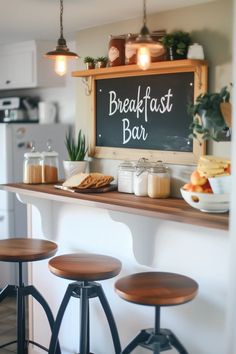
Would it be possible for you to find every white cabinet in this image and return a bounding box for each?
[0,40,65,90]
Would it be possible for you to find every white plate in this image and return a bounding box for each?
[180,188,230,213]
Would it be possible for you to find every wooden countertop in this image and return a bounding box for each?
[1,183,229,231]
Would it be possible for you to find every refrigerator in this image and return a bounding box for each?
[0,123,69,287]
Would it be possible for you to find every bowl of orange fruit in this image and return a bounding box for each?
[181,155,230,213]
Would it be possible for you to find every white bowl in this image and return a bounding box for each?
[180,188,230,213]
[208,175,231,194]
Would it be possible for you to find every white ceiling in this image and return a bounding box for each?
[0,0,216,44]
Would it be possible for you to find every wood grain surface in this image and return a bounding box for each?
[49,253,122,281]
[115,272,198,306]
[1,183,229,230]
[0,238,58,262]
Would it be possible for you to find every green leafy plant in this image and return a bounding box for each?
[83,56,95,64]
[161,31,191,58]
[95,56,108,63]
[188,86,230,142]
[65,129,88,161]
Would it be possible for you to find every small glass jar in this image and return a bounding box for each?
[147,161,171,199]
[23,144,43,184]
[133,158,151,196]
[42,141,59,183]
[118,161,135,193]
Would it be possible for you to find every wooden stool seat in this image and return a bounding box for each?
[0,237,60,354]
[0,238,58,263]
[49,253,122,281]
[115,272,199,354]
[48,253,122,354]
[115,272,198,306]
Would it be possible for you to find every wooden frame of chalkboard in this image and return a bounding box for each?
[73,60,208,165]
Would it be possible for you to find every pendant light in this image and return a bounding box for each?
[45,0,78,76]
[126,0,164,70]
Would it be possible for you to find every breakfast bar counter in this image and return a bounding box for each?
[0,182,230,354]
[1,183,229,230]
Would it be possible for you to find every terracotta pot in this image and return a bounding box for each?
[96,61,107,68]
[85,62,95,70]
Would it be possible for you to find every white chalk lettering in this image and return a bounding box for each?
[109,86,173,120]
[122,118,148,145]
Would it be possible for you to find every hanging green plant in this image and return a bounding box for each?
[188,86,231,142]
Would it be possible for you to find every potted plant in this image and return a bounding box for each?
[160,31,191,60]
[63,129,88,179]
[95,56,108,68]
[84,56,95,69]
[188,86,231,142]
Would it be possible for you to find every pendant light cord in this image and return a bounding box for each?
[143,0,147,27]
[60,0,64,39]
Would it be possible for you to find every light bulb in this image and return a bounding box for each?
[137,46,151,70]
[55,56,67,76]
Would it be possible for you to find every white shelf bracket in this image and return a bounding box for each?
[82,76,92,96]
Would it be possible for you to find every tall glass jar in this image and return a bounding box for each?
[23,144,43,184]
[118,161,135,193]
[42,141,59,183]
[147,161,171,198]
[108,35,125,67]
[133,158,151,196]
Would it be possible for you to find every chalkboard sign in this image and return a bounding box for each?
[96,72,194,152]
[90,61,207,164]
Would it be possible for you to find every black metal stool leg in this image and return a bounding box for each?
[0,284,17,301]
[48,283,79,354]
[167,329,189,354]
[25,285,61,354]
[96,285,121,354]
[79,286,89,354]
[121,330,150,354]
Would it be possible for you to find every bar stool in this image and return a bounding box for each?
[48,253,122,354]
[0,238,60,354]
[115,271,198,354]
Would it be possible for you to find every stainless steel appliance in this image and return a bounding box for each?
[0,97,39,123]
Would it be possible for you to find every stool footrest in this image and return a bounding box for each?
[122,328,189,354]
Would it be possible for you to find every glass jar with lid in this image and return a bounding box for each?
[118,161,135,193]
[23,142,43,184]
[42,140,59,183]
[133,158,151,196]
[108,35,126,67]
[147,161,171,198]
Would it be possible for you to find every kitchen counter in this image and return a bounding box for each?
[1,183,229,230]
[0,182,229,354]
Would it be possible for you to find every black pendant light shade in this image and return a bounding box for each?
[45,0,78,75]
[45,36,78,59]
[126,0,164,69]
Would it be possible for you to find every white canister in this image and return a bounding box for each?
[133,158,151,196]
[118,161,135,193]
[38,102,57,124]
[187,43,204,60]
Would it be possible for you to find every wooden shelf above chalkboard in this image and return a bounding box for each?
[72,59,207,78]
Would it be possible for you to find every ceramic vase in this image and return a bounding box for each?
[63,160,89,180]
